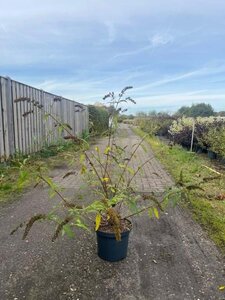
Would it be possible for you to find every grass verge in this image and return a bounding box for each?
[0,141,86,204]
[134,126,225,253]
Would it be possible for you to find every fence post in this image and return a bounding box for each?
[190,118,195,152]
[1,77,15,158]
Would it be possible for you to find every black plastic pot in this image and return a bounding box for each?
[208,150,217,159]
[195,145,203,154]
[96,225,131,262]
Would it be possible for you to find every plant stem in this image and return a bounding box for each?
[39,175,83,209]
[115,135,147,191]
[84,152,110,201]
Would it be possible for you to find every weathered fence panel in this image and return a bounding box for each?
[0,76,89,161]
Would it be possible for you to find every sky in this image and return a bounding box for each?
[1,0,225,114]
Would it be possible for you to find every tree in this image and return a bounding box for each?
[216,111,225,117]
[176,103,214,117]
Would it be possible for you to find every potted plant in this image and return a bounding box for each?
[11,87,196,262]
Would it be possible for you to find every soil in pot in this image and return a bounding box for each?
[96,219,132,262]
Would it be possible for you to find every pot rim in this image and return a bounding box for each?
[96,218,132,236]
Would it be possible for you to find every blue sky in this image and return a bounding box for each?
[1,0,225,113]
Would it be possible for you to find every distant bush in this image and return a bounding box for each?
[201,126,225,158]
[169,117,225,155]
[88,105,109,136]
[136,117,159,136]
[122,119,135,125]
[118,114,134,123]
[135,114,175,137]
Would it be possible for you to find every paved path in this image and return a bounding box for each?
[0,124,224,300]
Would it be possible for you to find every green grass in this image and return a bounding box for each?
[134,127,225,253]
[0,141,86,204]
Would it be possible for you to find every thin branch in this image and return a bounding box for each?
[84,152,110,201]
[124,201,162,219]
[39,175,82,209]
[115,135,147,191]
[126,155,155,187]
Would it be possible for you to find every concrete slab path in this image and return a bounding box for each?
[0,124,224,300]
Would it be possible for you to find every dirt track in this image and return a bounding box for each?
[0,124,224,300]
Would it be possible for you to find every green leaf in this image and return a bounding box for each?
[141,143,147,153]
[127,198,139,213]
[48,189,56,198]
[75,218,90,231]
[127,166,135,175]
[110,187,116,193]
[148,208,154,218]
[58,125,63,135]
[44,113,50,121]
[119,163,126,169]
[63,224,74,238]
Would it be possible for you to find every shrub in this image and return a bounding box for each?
[135,114,174,137]
[169,116,225,151]
[202,126,225,158]
[88,105,109,136]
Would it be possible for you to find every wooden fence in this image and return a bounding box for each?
[0,76,89,161]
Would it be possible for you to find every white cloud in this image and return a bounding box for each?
[136,64,225,91]
[150,33,174,47]
[105,22,117,44]
[111,32,174,60]
[134,91,225,109]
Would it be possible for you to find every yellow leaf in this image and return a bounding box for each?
[153,207,159,219]
[101,177,109,182]
[219,286,225,291]
[104,146,111,155]
[80,154,85,163]
[95,214,101,231]
[95,146,100,153]
[81,165,87,174]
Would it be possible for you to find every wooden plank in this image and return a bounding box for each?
[19,83,26,154]
[35,88,40,151]
[51,94,57,142]
[45,92,51,146]
[11,81,19,153]
[0,77,88,159]
[38,90,43,150]
[23,84,29,154]
[48,93,52,145]
[0,78,5,161]
[26,85,32,154]
[30,85,35,153]
[74,102,79,136]
[43,92,48,145]
[33,87,38,151]
[1,77,15,158]
[40,90,45,148]
[36,89,41,151]
[70,101,74,135]
[15,82,23,153]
